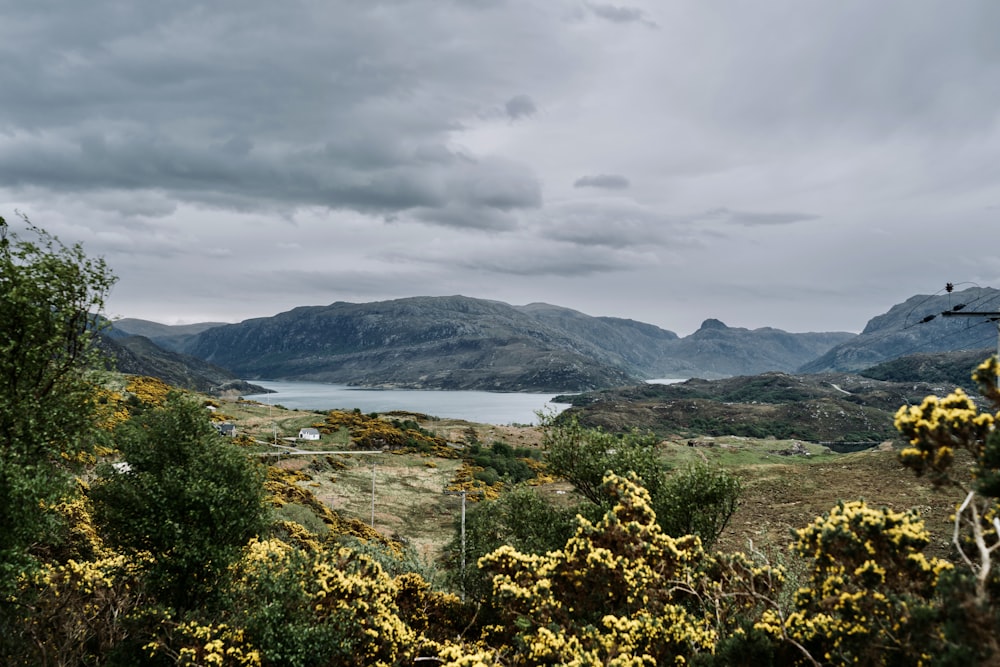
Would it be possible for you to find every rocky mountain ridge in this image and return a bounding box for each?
[113,296,856,392]
[799,286,1000,373]
[109,287,998,393]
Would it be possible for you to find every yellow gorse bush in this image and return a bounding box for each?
[17,553,146,665]
[895,387,995,484]
[92,385,130,431]
[226,539,420,666]
[125,375,174,407]
[323,409,433,449]
[472,472,778,665]
[755,500,952,664]
[144,621,261,667]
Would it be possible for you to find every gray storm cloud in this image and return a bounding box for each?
[1,0,998,336]
[586,3,657,27]
[574,174,631,190]
[505,95,538,120]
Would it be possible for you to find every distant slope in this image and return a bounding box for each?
[97,333,266,395]
[555,371,960,444]
[514,303,679,375]
[654,319,856,379]
[860,348,992,392]
[111,318,228,353]
[799,286,1000,373]
[179,296,644,392]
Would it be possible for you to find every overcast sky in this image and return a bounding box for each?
[3,1,999,336]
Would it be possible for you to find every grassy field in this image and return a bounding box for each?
[223,398,961,569]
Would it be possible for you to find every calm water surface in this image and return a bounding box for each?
[241,380,572,425]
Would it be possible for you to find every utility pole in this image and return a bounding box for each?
[443,488,483,601]
[265,391,277,445]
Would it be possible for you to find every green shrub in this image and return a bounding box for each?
[91,393,268,611]
[655,462,741,548]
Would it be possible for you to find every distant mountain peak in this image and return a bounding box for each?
[698,318,728,330]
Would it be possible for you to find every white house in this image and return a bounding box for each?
[216,422,237,437]
[298,427,321,441]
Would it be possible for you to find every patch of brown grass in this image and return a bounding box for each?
[718,446,959,562]
[229,402,961,569]
[307,453,467,563]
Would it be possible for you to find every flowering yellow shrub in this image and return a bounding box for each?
[17,554,146,665]
[393,571,465,643]
[144,621,261,666]
[473,472,778,665]
[524,456,557,485]
[756,500,952,664]
[265,466,391,546]
[227,542,418,666]
[438,644,501,667]
[125,375,174,407]
[888,356,1000,661]
[50,489,108,562]
[322,409,448,452]
[272,519,324,552]
[323,408,371,430]
[447,461,502,500]
[91,385,130,431]
[895,387,994,484]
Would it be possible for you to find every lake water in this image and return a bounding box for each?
[241,380,572,425]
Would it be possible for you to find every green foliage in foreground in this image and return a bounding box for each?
[0,215,116,591]
[541,414,740,547]
[443,485,580,605]
[658,461,741,542]
[7,218,1000,665]
[90,393,269,612]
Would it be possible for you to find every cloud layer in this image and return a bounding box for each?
[2,1,999,335]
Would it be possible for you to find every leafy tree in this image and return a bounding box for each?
[542,414,664,503]
[657,461,741,546]
[91,393,268,611]
[0,214,116,590]
[443,485,580,604]
[466,441,537,485]
[542,414,740,546]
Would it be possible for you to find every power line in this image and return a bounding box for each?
[940,307,1000,384]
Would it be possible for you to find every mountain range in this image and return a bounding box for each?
[98,324,266,396]
[800,286,1000,373]
[105,287,999,394]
